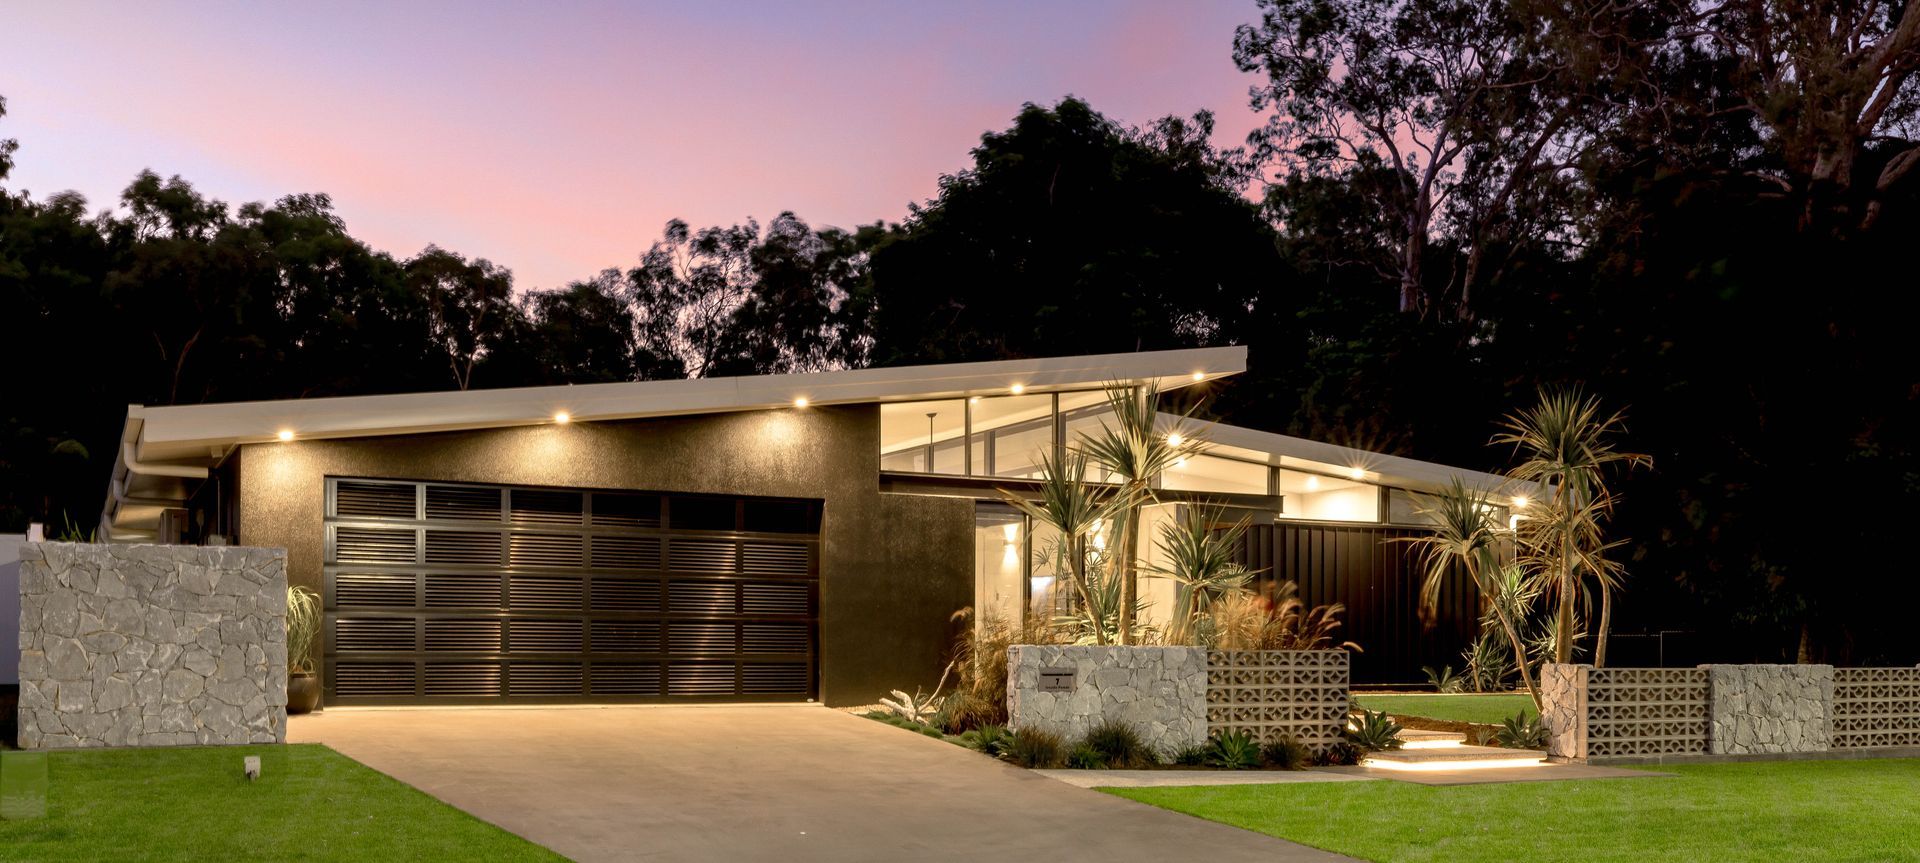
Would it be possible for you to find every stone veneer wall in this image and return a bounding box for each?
[1540,663,1588,760]
[15,543,288,749]
[1007,646,1207,757]
[1706,664,1832,755]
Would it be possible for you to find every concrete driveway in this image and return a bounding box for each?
[290,705,1354,863]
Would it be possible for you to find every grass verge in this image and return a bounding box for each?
[1352,693,1537,725]
[0,743,564,862]
[1106,759,1920,863]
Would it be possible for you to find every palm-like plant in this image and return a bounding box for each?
[1405,480,1542,709]
[1495,390,1649,666]
[1000,449,1134,645]
[1078,384,1199,645]
[1150,505,1253,645]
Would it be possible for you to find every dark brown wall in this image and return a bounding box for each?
[1238,522,1480,685]
[235,405,974,706]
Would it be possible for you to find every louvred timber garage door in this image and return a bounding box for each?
[322,478,820,704]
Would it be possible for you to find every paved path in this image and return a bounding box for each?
[291,705,1357,863]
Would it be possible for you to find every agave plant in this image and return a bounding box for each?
[1496,389,1648,667]
[878,689,944,725]
[1494,711,1551,750]
[1149,505,1253,645]
[1345,708,1405,751]
[1077,384,1201,645]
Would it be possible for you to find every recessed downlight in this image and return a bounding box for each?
[276,429,295,442]
[553,411,571,424]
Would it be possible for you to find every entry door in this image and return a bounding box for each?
[321,478,820,704]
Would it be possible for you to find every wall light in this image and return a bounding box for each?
[553,411,571,424]
[1002,523,1020,545]
[1009,383,1025,395]
[792,397,810,408]
[276,429,295,442]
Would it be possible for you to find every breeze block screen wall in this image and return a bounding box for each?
[1543,662,1920,762]
[15,543,289,749]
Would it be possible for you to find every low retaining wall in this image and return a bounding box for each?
[1543,662,1920,762]
[1008,646,1349,757]
[1007,646,1206,757]
[15,543,289,749]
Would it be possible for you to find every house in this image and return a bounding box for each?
[99,346,1512,706]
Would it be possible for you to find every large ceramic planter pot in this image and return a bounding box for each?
[288,671,322,715]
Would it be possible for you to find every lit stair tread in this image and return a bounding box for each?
[1396,730,1467,744]
[1365,744,1543,764]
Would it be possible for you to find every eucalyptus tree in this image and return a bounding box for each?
[1407,480,1542,708]
[1000,449,1134,646]
[1497,391,1649,667]
[1234,0,1593,316]
[1078,385,1201,644]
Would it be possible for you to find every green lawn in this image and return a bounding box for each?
[1107,759,1920,863]
[1352,693,1537,725]
[0,744,563,862]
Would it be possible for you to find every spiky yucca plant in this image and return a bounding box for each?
[1077,384,1200,645]
[1405,480,1541,709]
[1000,449,1134,645]
[1496,390,1648,666]
[1151,506,1253,645]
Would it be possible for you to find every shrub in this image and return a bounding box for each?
[1494,711,1551,749]
[1423,664,1465,694]
[1260,735,1311,770]
[1170,744,1208,766]
[959,724,1013,757]
[1065,743,1109,769]
[862,710,944,738]
[1345,708,1404,751]
[945,607,1070,729]
[934,691,999,734]
[1203,730,1262,770]
[1003,727,1067,768]
[1080,719,1154,768]
[1313,740,1364,766]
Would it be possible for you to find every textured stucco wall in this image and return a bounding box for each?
[1007,645,1208,757]
[1706,664,1833,755]
[15,543,287,749]
[235,405,973,707]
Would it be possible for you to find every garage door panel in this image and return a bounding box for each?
[323,477,819,704]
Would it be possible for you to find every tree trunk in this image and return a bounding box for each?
[1492,601,1542,711]
[1116,504,1141,646]
[1595,587,1612,668]
[1069,537,1107,646]
[1398,231,1425,314]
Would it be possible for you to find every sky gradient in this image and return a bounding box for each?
[5,1,1268,291]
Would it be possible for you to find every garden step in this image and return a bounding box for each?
[1397,729,1467,745]
[1365,744,1543,764]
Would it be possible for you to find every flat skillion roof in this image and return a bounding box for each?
[102,346,1517,539]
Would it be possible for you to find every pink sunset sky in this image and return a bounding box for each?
[5,1,1270,292]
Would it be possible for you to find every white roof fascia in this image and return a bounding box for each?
[127,346,1245,462]
[1168,414,1525,498]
